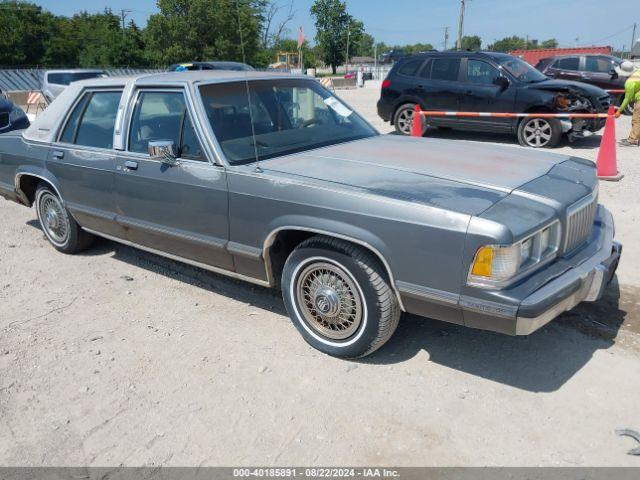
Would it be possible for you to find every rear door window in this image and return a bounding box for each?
[59,90,122,149]
[431,58,461,81]
[397,59,424,77]
[555,57,579,71]
[584,56,613,73]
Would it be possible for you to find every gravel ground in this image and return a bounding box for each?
[1,82,639,467]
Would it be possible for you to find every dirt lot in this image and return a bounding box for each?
[1,82,640,466]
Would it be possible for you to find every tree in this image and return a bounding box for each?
[353,32,375,58]
[145,0,266,66]
[403,42,435,54]
[310,0,361,74]
[488,36,526,52]
[541,38,559,49]
[262,0,294,48]
[461,35,481,51]
[0,1,54,66]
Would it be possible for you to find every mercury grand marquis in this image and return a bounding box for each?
[0,71,622,358]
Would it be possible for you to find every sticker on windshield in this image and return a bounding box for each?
[324,97,353,118]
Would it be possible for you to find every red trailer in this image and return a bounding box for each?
[509,46,613,66]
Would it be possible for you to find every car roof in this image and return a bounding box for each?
[71,70,302,88]
[45,69,106,74]
[402,51,513,60]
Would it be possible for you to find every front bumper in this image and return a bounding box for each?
[455,206,620,335]
[514,207,620,335]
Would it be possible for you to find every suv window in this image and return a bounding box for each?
[59,90,122,149]
[585,56,613,73]
[128,90,205,161]
[431,58,460,81]
[397,59,424,77]
[466,59,500,85]
[555,57,579,70]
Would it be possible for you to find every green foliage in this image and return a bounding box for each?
[403,42,435,54]
[461,35,481,51]
[310,0,362,74]
[0,1,53,66]
[488,36,560,52]
[144,0,266,66]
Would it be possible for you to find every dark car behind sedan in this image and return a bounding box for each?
[377,51,611,148]
[535,54,633,113]
[0,96,29,134]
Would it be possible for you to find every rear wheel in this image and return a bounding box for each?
[517,117,562,148]
[282,236,400,359]
[393,103,420,136]
[35,184,94,254]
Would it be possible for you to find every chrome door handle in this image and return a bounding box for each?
[124,160,138,171]
[52,150,64,160]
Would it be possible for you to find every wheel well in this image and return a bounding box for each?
[266,229,396,292]
[15,175,48,207]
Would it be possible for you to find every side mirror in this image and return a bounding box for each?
[148,140,177,166]
[493,76,510,90]
[610,69,618,78]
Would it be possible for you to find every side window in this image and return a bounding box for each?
[418,59,432,79]
[59,94,90,144]
[585,56,612,73]
[180,115,205,160]
[397,59,424,77]
[466,59,500,85]
[129,91,205,160]
[59,90,122,149]
[431,58,460,81]
[556,57,579,71]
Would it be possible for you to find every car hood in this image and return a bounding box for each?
[526,78,607,97]
[262,135,574,216]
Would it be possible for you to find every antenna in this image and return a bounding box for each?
[235,0,262,173]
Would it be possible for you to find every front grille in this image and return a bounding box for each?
[0,112,8,129]
[564,192,598,253]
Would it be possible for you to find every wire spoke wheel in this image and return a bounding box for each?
[295,261,363,341]
[38,192,69,246]
[523,118,553,147]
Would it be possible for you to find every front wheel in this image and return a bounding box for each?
[281,236,400,359]
[517,117,562,148]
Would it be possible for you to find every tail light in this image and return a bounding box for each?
[381,79,391,89]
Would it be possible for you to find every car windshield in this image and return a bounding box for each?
[498,57,548,83]
[48,72,105,86]
[199,79,377,165]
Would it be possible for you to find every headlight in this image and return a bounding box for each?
[9,106,26,123]
[468,221,560,289]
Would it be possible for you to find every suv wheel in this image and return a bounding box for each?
[393,103,420,136]
[517,117,562,148]
[35,183,94,254]
[281,236,400,359]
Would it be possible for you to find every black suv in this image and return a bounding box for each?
[536,54,632,114]
[377,52,611,148]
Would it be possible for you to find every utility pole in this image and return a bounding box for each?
[345,28,350,75]
[120,9,132,38]
[631,23,637,58]
[456,0,466,50]
[443,26,449,50]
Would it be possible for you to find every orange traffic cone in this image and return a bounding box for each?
[597,105,623,181]
[411,104,424,137]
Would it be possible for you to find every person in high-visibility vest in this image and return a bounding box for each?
[615,61,640,146]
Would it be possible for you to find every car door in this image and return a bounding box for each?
[547,56,582,82]
[417,56,464,128]
[47,88,124,238]
[115,88,233,270]
[457,58,516,132]
[581,56,619,89]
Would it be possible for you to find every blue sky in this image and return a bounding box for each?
[32,0,638,50]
